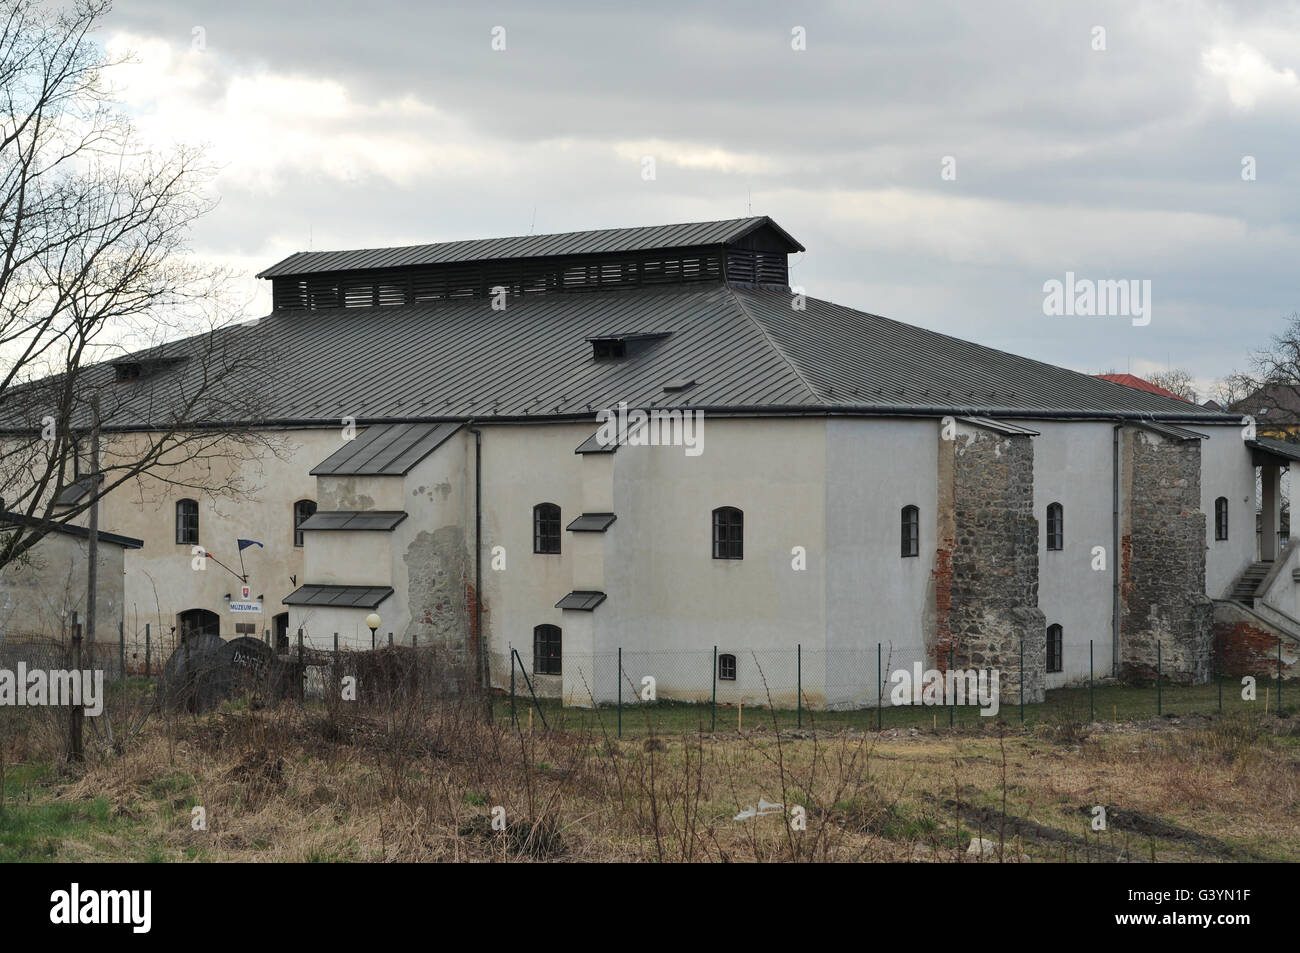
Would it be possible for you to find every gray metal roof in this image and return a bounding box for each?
[0,511,143,549]
[53,478,93,506]
[1247,437,1300,463]
[17,281,1243,435]
[283,584,394,608]
[555,590,607,611]
[566,513,617,533]
[733,289,1234,419]
[298,510,408,531]
[310,423,461,476]
[257,216,803,278]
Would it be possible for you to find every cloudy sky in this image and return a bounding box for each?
[97,0,1300,398]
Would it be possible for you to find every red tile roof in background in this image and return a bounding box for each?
[1094,373,1189,402]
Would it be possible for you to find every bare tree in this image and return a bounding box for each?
[1215,311,1300,434]
[0,0,278,569]
[1145,368,1198,403]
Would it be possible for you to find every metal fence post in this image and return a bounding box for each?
[1089,639,1095,723]
[617,646,623,739]
[509,650,517,727]
[388,631,393,647]
[334,632,338,653]
[68,622,83,762]
[711,646,717,733]
[877,642,883,732]
[1156,640,1162,716]
[797,643,802,730]
[1019,638,1025,725]
[1279,637,1284,712]
[144,623,151,679]
[1217,632,1222,713]
[297,628,305,701]
[119,620,125,682]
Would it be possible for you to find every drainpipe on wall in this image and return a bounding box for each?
[466,421,491,723]
[1112,422,1121,678]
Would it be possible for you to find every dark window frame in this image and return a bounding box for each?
[1046,502,1064,551]
[718,653,737,681]
[1046,624,1063,674]
[901,505,919,558]
[533,503,561,554]
[712,506,744,559]
[533,624,562,676]
[293,499,317,547]
[176,498,199,545]
[1214,496,1229,541]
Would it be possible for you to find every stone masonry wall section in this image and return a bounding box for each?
[1120,429,1214,684]
[938,427,1046,704]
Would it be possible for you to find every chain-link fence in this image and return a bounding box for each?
[501,634,1298,738]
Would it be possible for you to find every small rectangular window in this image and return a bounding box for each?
[1046,625,1063,674]
[294,500,317,547]
[1047,503,1064,551]
[176,499,199,545]
[901,506,919,558]
[1214,497,1229,541]
[533,625,562,676]
[534,504,561,554]
[712,507,743,559]
[718,653,737,681]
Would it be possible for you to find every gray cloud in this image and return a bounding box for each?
[101,0,1300,393]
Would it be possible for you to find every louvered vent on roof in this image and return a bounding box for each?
[264,218,801,311]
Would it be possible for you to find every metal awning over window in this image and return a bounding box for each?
[283,585,394,608]
[566,513,617,533]
[555,590,607,611]
[1136,421,1207,442]
[298,510,408,531]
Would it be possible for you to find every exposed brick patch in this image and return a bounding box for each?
[1212,605,1299,680]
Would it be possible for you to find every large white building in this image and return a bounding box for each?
[17,216,1300,705]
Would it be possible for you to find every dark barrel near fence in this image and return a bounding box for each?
[157,634,290,713]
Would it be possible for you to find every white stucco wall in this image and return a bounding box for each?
[477,422,591,699]
[292,430,473,651]
[96,427,342,656]
[1198,423,1259,598]
[1019,420,1116,687]
[824,417,939,706]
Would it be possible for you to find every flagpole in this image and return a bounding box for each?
[206,552,246,584]
[238,543,247,583]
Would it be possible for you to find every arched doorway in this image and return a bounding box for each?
[177,608,221,642]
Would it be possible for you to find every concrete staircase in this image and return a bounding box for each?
[1229,561,1274,604]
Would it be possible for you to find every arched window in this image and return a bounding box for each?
[900,505,919,557]
[533,624,562,675]
[718,653,737,681]
[293,499,317,547]
[712,506,744,559]
[533,503,561,554]
[176,498,199,545]
[1215,497,1229,541]
[1046,502,1064,551]
[1046,624,1063,673]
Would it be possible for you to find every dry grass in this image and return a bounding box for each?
[2,689,1298,862]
